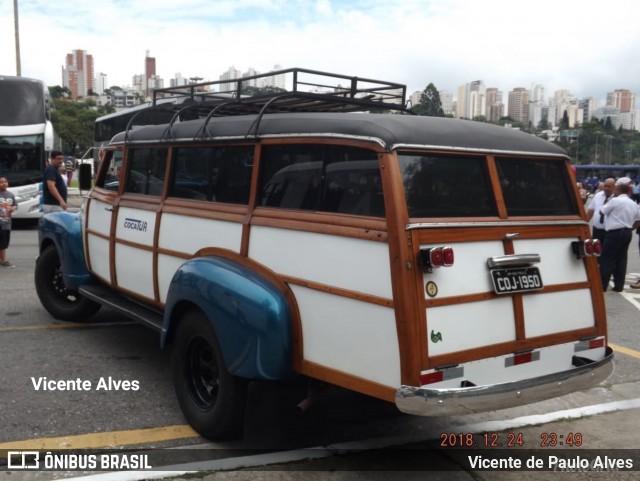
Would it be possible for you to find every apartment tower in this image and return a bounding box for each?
[145,50,156,97]
[607,89,635,113]
[62,49,94,99]
[508,87,530,124]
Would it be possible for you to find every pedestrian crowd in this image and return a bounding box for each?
[586,176,640,291]
[0,150,70,268]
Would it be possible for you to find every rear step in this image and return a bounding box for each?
[79,285,163,332]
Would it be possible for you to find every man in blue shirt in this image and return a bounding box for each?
[43,150,68,212]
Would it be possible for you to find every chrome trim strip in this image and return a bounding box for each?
[392,143,571,159]
[406,220,588,230]
[487,254,541,268]
[113,133,387,148]
[395,347,613,416]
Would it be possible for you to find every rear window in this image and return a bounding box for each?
[399,153,497,217]
[399,153,578,218]
[495,157,578,216]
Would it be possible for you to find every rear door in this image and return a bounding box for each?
[398,152,605,381]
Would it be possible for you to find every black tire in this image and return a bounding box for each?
[34,246,100,322]
[172,308,247,440]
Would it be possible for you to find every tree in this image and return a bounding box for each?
[413,83,445,117]
[51,98,103,154]
[49,85,71,99]
[558,110,570,131]
[604,116,614,132]
[537,118,550,131]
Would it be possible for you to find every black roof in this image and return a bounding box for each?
[111,112,567,157]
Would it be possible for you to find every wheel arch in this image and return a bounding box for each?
[38,212,95,290]
[163,249,300,381]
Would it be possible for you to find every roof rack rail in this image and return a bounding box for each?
[152,67,408,115]
[123,68,410,143]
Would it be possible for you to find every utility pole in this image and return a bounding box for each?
[14,0,21,76]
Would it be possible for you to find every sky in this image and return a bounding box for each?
[1,0,639,104]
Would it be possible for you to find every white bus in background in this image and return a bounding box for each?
[0,76,56,219]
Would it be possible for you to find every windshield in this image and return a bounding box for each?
[0,80,46,126]
[0,134,45,187]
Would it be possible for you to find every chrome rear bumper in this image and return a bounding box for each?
[396,347,614,416]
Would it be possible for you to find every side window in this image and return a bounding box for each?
[95,150,123,191]
[124,148,168,196]
[398,153,497,218]
[260,144,384,217]
[169,145,253,204]
[495,157,578,216]
[260,145,322,211]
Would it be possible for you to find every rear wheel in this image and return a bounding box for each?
[34,246,100,322]
[172,308,247,440]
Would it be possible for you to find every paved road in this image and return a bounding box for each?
[2,215,640,480]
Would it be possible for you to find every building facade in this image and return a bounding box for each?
[95,73,108,95]
[456,80,486,119]
[439,90,454,116]
[145,51,156,97]
[508,87,530,124]
[62,49,94,99]
[485,87,504,122]
[607,89,635,113]
[219,66,242,93]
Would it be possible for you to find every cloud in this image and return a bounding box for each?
[1,0,638,102]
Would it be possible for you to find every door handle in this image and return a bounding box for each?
[105,207,114,212]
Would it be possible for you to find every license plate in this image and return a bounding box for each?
[490,267,543,295]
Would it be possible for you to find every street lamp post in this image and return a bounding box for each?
[604,135,614,164]
[13,0,21,76]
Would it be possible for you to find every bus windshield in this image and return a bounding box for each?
[0,134,45,186]
[0,76,54,218]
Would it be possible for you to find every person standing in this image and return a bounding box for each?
[0,176,17,267]
[43,151,68,212]
[65,157,75,187]
[599,178,640,292]
[587,177,615,246]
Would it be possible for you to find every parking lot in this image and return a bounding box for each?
[2,215,640,479]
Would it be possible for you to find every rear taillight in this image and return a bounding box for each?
[571,239,602,259]
[420,246,454,272]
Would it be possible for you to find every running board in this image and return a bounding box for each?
[79,285,164,332]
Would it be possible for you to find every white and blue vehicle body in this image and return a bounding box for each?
[34,69,613,440]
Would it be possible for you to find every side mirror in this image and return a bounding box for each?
[78,163,92,191]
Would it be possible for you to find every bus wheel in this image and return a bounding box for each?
[172,308,247,440]
[34,246,100,322]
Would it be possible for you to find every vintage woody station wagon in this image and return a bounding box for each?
[36,69,613,439]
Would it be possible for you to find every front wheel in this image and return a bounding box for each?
[34,246,100,322]
[172,308,247,440]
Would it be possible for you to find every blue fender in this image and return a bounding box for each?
[38,211,95,290]
[163,256,294,380]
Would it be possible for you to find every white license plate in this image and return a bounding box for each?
[490,267,543,295]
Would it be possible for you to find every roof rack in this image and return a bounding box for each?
[152,67,408,116]
[123,68,410,143]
